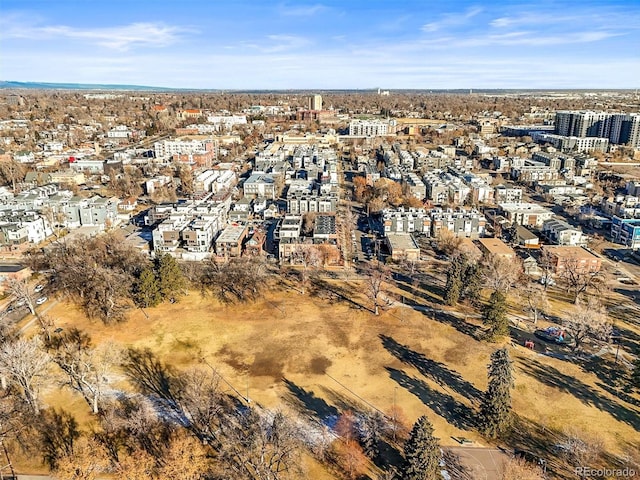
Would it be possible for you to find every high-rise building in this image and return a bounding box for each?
[554,111,608,137]
[609,114,640,147]
[554,111,640,148]
[309,94,322,111]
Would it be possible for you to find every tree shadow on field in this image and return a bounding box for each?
[380,335,483,404]
[386,367,476,431]
[310,277,373,313]
[418,307,483,340]
[122,347,178,403]
[283,378,339,429]
[518,358,640,431]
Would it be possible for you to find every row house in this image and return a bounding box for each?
[494,185,523,203]
[403,172,426,199]
[0,210,52,246]
[493,156,526,174]
[611,216,640,249]
[287,191,338,214]
[541,219,589,247]
[601,195,640,219]
[243,174,277,200]
[431,208,486,238]
[382,207,486,238]
[511,160,560,183]
[423,170,470,205]
[62,196,120,230]
[383,208,431,235]
[150,200,230,254]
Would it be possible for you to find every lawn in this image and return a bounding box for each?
[15,275,640,478]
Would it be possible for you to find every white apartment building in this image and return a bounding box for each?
[542,218,589,247]
[349,120,390,137]
[107,125,132,139]
[499,202,554,227]
[154,139,214,158]
[494,185,523,203]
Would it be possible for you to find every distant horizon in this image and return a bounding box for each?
[2,0,640,89]
[1,80,639,94]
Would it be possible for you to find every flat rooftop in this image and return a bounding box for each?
[477,237,516,257]
[216,224,247,243]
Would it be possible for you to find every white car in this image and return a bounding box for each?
[36,296,48,305]
[34,284,44,293]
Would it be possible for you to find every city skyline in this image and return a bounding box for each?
[2,0,640,89]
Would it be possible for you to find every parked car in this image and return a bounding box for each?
[34,284,44,293]
[36,296,48,305]
[539,276,556,286]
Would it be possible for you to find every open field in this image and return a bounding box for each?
[15,274,640,478]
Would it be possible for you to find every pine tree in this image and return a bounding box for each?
[462,262,482,304]
[155,254,186,301]
[403,415,440,480]
[479,348,514,439]
[133,266,162,308]
[444,254,467,306]
[482,290,509,340]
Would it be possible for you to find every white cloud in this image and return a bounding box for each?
[422,7,483,33]
[279,3,327,17]
[240,34,311,53]
[3,22,191,50]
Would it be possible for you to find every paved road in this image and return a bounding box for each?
[445,446,509,480]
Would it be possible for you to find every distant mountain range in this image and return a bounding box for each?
[0,81,181,91]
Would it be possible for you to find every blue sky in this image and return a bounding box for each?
[2,0,640,89]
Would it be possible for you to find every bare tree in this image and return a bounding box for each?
[0,159,26,192]
[52,435,110,480]
[41,206,67,239]
[435,229,463,256]
[218,408,303,480]
[562,299,612,353]
[558,256,604,304]
[7,278,37,316]
[482,254,521,293]
[0,337,50,413]
[363,260,391,315]
[501,456,545,480]
[290,245,322,295]
[46,329,121,414]
[538,249,555,291]
[557,426,604,477]
[519,282,549,325]
[0,391,26,479]
[156,432,209,479]
[201,256,270,303]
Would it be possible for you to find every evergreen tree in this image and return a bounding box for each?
[462,262,482,304]
[155,254,186,301]
[133,266,162,308]
[479,348,514,439]
[444,254,467,306]
[482,290,509,340]
[403,415,440,480]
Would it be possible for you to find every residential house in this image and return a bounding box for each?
[542,219,588,246]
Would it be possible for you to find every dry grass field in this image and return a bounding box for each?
[15,274,640,478]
